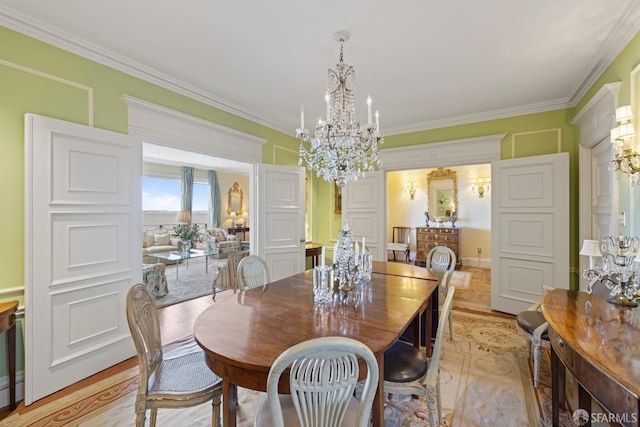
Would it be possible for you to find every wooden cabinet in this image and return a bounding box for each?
[415,227,461,269]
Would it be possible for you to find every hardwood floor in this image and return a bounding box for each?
[0,265,494,421]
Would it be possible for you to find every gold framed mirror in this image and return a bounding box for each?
[227,182,243,215]
[427,168,457,221]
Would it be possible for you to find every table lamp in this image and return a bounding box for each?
[579,239,602,269]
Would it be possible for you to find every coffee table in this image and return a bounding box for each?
[153,249,230,279]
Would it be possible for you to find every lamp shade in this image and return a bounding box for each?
[616,105,633,123]
[175,210,192,224]
[579,240,602,257]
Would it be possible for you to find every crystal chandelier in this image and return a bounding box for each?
[297,30,383,187]
[581,236,640,306]
[610,105,640,177]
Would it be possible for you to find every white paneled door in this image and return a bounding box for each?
[24,114,141,404]
[256,164,305,281]
[340,172,384,261]
[491,153,569,314]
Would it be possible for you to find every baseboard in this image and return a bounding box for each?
[461,257,491,269]
[0,370,24,409]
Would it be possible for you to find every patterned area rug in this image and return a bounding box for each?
[2,309,552,427]
[154,257,227,308]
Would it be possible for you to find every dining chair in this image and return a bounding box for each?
[515,285,554,388]
[236,255,270,291]
[425,246,456,340]
[213,250,248,299]
[383,286,456,427]
[126,283,223,427]
[387,226,411,262]
[254,336,379,427]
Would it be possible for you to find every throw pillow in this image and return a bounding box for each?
[142,230,149,248]
[209,228,227,243]
[154,232,170,246]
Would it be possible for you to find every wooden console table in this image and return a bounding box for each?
[0,301,18,411]
[227,227,249,241]
[305,242,323,267]
[542,289,640,426]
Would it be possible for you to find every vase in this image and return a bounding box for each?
[180,239,191,254]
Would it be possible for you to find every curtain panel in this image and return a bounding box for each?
[208,170,221,228]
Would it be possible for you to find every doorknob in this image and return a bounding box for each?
[300,238,306,242]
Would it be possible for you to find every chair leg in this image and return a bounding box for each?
[448,311,453,341]
[135,410,146,427]
[149,408,158,427]
[525,340,532,359]
[533,343,542,388]
[211,387,222,427]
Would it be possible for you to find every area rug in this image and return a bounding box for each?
[154,257,227,309]
[449,271,471,290]
[2,309,553,427]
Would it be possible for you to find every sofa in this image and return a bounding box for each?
[142,229,180,263]
[204,228,240,253]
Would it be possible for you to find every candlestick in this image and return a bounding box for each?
[367,96,372,124]
[325,92,330,121]
[321,246,325,267]
[362,237,365,252]
[375,110,380,133]
[333,242,338,264]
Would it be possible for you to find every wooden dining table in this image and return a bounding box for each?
[194,263,438,427]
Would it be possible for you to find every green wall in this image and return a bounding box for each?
[1,23,640,376]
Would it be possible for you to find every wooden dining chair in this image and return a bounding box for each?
[383,286,456,427]
[236,255,270,291]
[426,246,456,340]
[254,336,379,427]
[126,283,223,427]
[387,226,411,262]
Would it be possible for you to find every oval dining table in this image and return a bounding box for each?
[194,262,438,427]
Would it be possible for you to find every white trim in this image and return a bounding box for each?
[574,83,619,291]
[0,370,24,409]
[0,58,94,126]
[461,257,491,269]
[2,3,639,137]
[0,286,24,297]
[379,134,504,170]
[122,95,265,164]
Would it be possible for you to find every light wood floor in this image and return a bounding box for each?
[0,265,495,421]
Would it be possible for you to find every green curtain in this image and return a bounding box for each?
[181,166,194,215]
[208,170,221,228]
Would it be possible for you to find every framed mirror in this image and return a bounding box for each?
[227,182,243,215]
[427,168,457,221]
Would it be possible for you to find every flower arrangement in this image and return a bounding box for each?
[173,223,199,241]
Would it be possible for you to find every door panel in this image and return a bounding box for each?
[25,114,141,404]
[256,164,305,281]
[341,173,384,261]
[491,153,569,314]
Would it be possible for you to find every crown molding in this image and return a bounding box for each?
[1,4,639,138]
[567,2,640,106]
[383,99,571,136]
[0,6,290,135]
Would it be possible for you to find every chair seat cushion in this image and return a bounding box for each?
[383,340,428,383]
[255,393,359,426]
[388,243,409,251]
[148,350,222,398]
[516,311,549,339]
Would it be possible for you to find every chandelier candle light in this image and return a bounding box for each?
[297,30,383,187]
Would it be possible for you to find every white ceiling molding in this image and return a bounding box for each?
[122,95,265,164]
[380,134,505,171]
[0,6,289,135]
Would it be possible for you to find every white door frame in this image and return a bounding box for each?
[379,134,504,252]
[572,83,620,290]
[122,95,266,248]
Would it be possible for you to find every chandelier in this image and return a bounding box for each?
[581,236,640,306]
[297,30,383,187]
[610,105,640,177]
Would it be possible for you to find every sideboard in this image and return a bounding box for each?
[415,226,461,269]
[542,289,640,426]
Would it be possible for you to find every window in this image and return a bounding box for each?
[143,176,208,211]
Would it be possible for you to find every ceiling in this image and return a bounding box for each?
[1,1,640,137]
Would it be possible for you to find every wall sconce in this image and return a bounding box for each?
[471,177,490,198]
[610,105,640,175]
[403,181,417,200]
